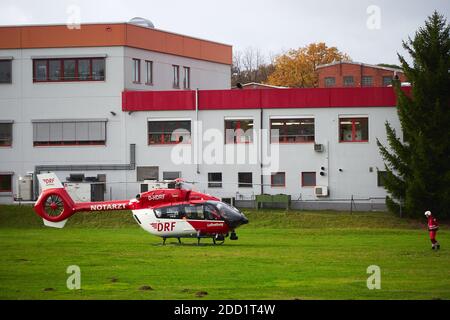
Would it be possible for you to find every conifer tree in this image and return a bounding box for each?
[377,11,450,218]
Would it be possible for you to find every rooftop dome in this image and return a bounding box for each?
[128,17,155,29]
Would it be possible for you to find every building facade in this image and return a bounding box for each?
[121,88,404,210]
[0,22,231,203]
[316,61,407,88]
[0,22,404,210]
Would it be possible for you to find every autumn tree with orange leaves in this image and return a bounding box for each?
[266,43,351,88]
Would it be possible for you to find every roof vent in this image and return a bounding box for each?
[128,17,155,29]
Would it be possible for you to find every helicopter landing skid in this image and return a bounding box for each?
[161,235,226,245]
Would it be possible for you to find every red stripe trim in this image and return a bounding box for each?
[122,87,411,111]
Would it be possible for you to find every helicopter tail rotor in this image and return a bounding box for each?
[34,173,76,228]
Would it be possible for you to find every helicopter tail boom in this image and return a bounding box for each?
[34,173,132,228]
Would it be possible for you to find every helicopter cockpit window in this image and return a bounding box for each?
[184,205,204,220]
[204,204,220,220]
[154,205,183,219]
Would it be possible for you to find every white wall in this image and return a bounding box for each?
[0,45,232,203]
[124,47,231,91]
[122,107,402,202]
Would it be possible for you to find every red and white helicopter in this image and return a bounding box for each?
[33,173,249,245]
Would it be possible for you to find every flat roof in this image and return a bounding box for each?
[316,61,403,73]
[122,87,411,111]
[0,22,232,65]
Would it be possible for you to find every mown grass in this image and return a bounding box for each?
[0,205,448,300]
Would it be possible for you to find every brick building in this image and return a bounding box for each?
[316,61,407,88]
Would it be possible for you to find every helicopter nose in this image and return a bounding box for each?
[241,216,249,225]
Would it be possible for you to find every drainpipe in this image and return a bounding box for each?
[33,143,136,200]
[195,88,200,175]
[260,106,264,195]
[360,63,363,87]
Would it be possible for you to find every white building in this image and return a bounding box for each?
[0,21,403,210]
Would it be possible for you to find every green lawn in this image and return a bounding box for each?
[0,205,449,300]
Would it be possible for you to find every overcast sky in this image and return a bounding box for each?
[1,0,449,65]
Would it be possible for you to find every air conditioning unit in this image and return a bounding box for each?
[64,182,92,202]
[17,175,34,201]
[314,186,328,197]
[314,143,324,152]
[140,180,175,192]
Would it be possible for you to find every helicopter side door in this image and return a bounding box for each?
[184,203,228,236]
[150,204,196,237]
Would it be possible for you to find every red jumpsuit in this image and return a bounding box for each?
[427,215,439,247]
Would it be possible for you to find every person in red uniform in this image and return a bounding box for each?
[425,211,440,250]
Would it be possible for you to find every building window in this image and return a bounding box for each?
[343,76,354,87]
[361,76,373,87]
[145,60,153,85]
[183,66,190,89]
[173,65,180,88]
[0,174,12,192]
[208,172,222,188]
[324,77,335,87]
[377,171,387,187]
[225,119,254,144]
[34,60,48,81]
[270,118,315,143]
[163,171,181,180]
[0,60,12,83]
[45,59,104,81]
[148,120,191,145]
[301,172,316,187]
[271,172,285,187]
[92,59,106,80]
[0,122,12,146]
[48,60,61,81]
[238,172,252,188]
[382,76,392,86]
[339,117,369,142]
[137,166,159,182]
[32,120,106,146]
[78,59,91,80]
[33,58,105,82]
[63,59,76,80]
[132,59,140,83]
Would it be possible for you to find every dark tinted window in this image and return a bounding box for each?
[148,120,191,145]
[377,171,387,187]
[0,174,12,192]
[0,60,12,83]
[154,205,183,219]
[302,172,316,187]
[208,172,222,188]
[0,123,12,146]
[238,172,252,188]
[271,172,285,187]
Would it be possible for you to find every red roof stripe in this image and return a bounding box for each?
[122,87,411,111]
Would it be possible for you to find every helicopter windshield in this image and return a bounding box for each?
[207,201,248,228]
